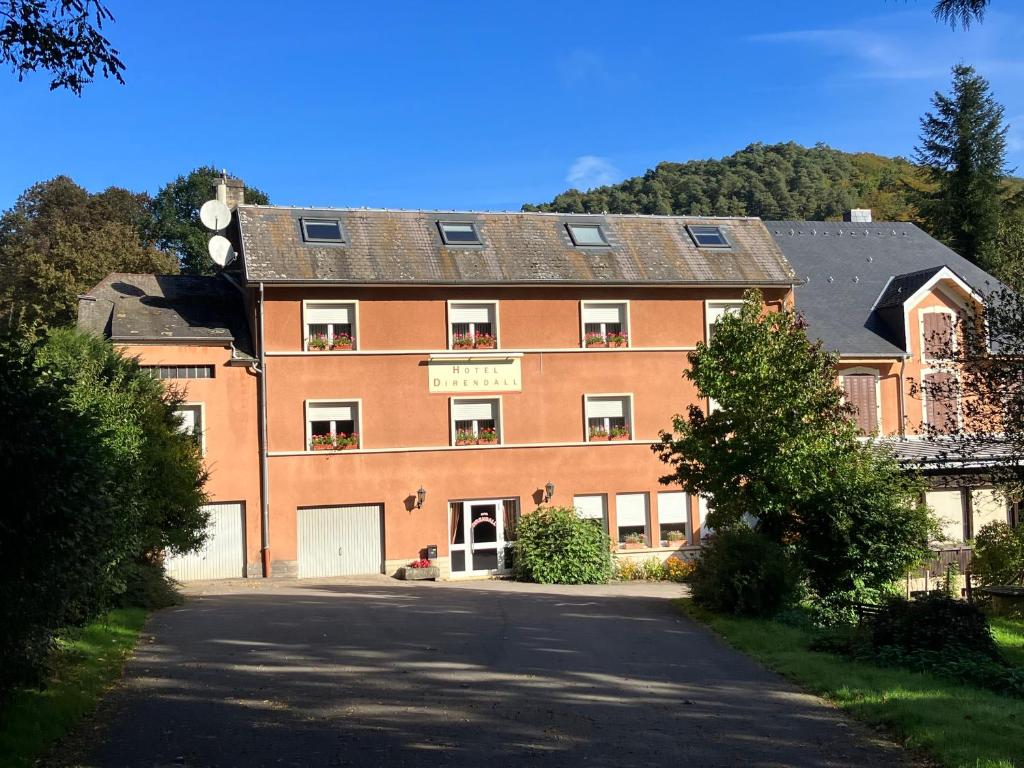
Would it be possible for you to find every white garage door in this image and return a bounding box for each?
[165,502,245,581]
[298,505,383,578]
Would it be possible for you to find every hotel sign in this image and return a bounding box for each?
[428,357,522,393]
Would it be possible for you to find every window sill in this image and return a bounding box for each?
[271,439,653,457]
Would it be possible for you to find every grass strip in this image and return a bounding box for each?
[677,599,1024,768]
[0,608,147,768]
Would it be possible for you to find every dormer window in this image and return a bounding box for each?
[566,223,609,247]
[687,225,729,248]
[301,218,345,243]
[438,221,481,245]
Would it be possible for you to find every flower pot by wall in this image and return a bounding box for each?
[331,343,353,351]
[475,341,496,349]
[312,444,333,451]
[610,434,630,441]
[396,565,440,581]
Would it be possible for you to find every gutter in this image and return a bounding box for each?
[257,281,271,577]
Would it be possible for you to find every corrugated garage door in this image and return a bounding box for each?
[165,502,245,581]
[298,505,383,578]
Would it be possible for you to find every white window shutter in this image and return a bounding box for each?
[573,495,605,521]
[452,399,496,421]
[587,396,626,419]
[309,402,355,422]
[450,304,493,324]
[583,304,624,324]
[616,493,648,527]
[306,303,352,325]
[657,492,688,524]
[175,407,197,435]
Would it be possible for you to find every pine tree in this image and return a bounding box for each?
[915,64,1008,268]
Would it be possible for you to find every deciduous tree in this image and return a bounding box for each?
[653,291,934,612]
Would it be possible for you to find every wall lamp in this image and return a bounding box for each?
[544,481,555,502]
[416,486,427,509]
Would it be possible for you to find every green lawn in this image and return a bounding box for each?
[678,600,1024,768]
[0,608,147,768]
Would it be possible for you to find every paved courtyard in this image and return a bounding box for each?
[76,578,911,767]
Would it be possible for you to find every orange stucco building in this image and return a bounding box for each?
[78,189,1017,581]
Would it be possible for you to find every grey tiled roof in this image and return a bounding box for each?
[78,273,255,359]
[768,222,1002,356]
[237,207,797,285]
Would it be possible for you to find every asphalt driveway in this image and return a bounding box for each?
[75,578,910,768]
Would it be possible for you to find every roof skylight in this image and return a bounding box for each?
[301,218,345,243]
[687,225,730,248]
[566,223,609,247]
[438,221,482,245]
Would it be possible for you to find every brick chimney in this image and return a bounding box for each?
[844,208,872,223]
[213,172,245,210]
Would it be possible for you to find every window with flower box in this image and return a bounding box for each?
[657,491,688,546]
[616,492,650,547]
[447,302,498,350]
[451,398,501,446]
[306,400,361,451]
[584,394,632,441]
[304,301,357,351]
[581,301,629,348]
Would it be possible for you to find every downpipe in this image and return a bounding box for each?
[258,281,272,577]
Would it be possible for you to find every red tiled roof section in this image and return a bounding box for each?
[237,207,797,285]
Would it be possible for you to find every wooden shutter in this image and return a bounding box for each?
[843,375,877,434]
[923,312,954,359]
[924,371,956,433]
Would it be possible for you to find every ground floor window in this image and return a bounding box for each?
[573,494,609,533]
[615,492,649,547]
[657,491,688,545]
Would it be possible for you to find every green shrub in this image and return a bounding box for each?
[871,593,1000,659]
[513,507,612,584]
[689,527,803,617]
[116,559,182,610]
[972,521,1024,587]
[640,557,666,580]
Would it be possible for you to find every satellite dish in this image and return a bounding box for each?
[208,235,236,267]
[199,199,232,232]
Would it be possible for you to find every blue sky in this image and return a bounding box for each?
[2,1,1023,212]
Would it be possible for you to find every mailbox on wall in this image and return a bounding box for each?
[425,544,438,560]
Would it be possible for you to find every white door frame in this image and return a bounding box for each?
[450,499,506,576]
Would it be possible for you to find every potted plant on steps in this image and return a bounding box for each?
[396,559,440,581]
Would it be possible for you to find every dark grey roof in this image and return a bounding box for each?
[767,221,1001,356]
[875,267,945,309]
[77,273,255,359]
[237,206,796,285]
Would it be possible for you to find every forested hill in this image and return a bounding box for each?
[522,142,927,222]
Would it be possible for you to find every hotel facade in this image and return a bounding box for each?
[79,183,1018,581]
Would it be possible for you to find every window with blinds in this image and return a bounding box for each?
[449,302,497,349]
[657,491,688,544]
[305,302,356,350]
[924,370,958,434]
[451,398,500,445]
[705,302,743,342]
[174,404,204,454]
[581,302,628,347]
[585,395,632,440]
[841,373,878,434]
[573,494,609,532]
[306,401,360,449]
[922,311,955,361]
[615,492,649,546]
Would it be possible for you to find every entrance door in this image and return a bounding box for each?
[450,500,504,576]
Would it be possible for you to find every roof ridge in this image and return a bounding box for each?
[236,203,763,221]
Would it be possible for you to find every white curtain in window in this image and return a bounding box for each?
[452,399,495,421]
[450,304,493,324]
[583,304,624,324]
[574,495,606,521]
[657,492,687,524]
[616,493,648,527]
[587,396,626,418]
[306,303,352,325]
